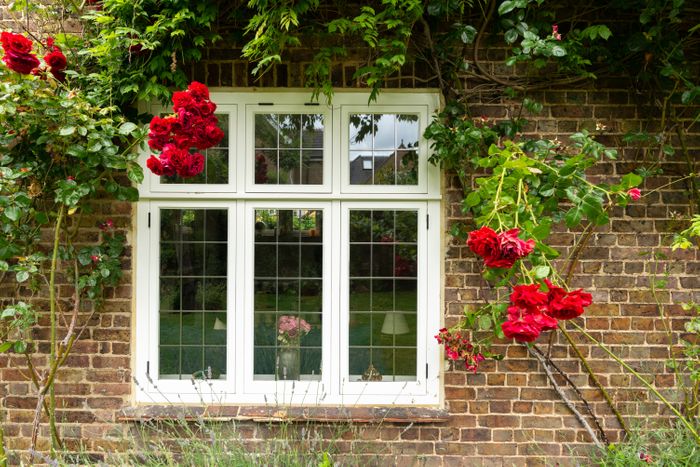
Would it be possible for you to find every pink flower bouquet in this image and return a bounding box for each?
[277,315,312,347]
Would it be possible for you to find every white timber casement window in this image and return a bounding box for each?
[134,91,442,405]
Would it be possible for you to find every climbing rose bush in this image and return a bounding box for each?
[146,81,224,178]
[428,129,644,368]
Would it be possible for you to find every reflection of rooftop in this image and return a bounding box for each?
[350,154,394,185]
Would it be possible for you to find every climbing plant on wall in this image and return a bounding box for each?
[0,0,698,460]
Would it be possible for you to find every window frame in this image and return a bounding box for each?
[134,90,443,406]
[242,200,333,401]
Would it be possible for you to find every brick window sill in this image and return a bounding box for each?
[119,405,449,424]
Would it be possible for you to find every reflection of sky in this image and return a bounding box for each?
[349,114,419,161]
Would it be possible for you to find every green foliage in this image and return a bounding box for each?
[81,0,221,106]
[243,0,319,76]
[0,64,143,356]
[426,96,641,355]
[672,215,700,251]
[593,421,700,466]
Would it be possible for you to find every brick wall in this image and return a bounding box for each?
[1,40,699,465]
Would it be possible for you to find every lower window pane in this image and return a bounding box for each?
[348,209,418,382]
[158,208,228,380]
[253,209,323,381]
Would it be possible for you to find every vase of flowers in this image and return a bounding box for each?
[276,315,311,380]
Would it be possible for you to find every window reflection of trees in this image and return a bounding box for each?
[349,114,419,185]
[254,113,324,185]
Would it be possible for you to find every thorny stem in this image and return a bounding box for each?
[0,422,6,467]
[570,321,700,444]
[485,168,507,229]
[48,205,64,453]
[648,253,692,417]
[532,344,608,445]
[526,344,605,449]
[23,353,63,450]
[564,223,595,285]
[559,323,630,435]
[673,129,698,215]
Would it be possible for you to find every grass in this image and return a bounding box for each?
[592,421,700,466]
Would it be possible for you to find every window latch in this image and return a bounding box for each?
[148,212,151,228]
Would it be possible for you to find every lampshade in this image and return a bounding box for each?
[381,312,409,335]
[213,317,227,330]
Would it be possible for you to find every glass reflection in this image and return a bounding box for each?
[348,209,418,382]
[253,209,323,381]
[349,114,419,186]
[158,208,227,380]
[254,114,324,185]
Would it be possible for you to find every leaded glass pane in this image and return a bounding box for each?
[253,209,323,380]
[348,114,419,186]
[254,114,324,185]
[158,208,227,380]
[348,209,418,382]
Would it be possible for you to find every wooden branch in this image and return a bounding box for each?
[526,344,605,450]
[532,344,608,445]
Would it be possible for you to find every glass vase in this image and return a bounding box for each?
[277,347,300,380]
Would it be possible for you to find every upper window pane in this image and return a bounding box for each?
[349,114,419,186]
[162,114,230,185]
[254,114,324,185]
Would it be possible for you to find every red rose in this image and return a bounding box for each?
[502,318,541,343]
[4,52,40,74]
[145,82,218,178]
[490,228,535,269]
[545,279,592,320]
[627,188,641,201]
[467,226,500,259]
[468,227,535,269]
[1,32,33,55]
[50,68,66,82]
[187,81,209,100]
[169,147,204,178]
[525,308,558,331]
[146,156,166,176]
[177,152,204,178]
[204,124,224,146]
[176,108,199,133]
[44,48,67,70]
[148,137,166,152]
[1,32,39,74]
[197,100,217,116]
[149,115,173,137]
[510,284,548,308]
[172,91,194,111]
